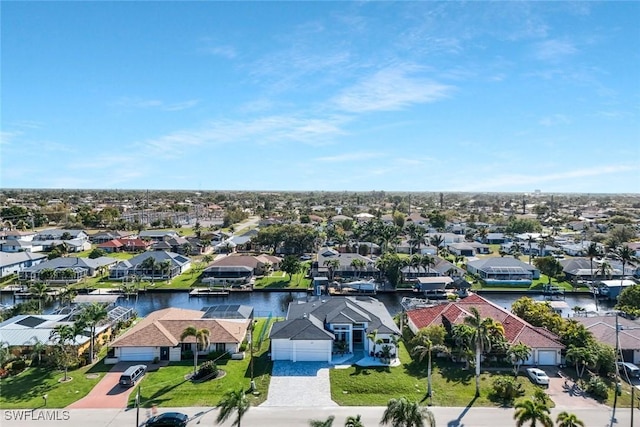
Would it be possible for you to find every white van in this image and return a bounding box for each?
[618,362,640,379]
[119,364,147,387]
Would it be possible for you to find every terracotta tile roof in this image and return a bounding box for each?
[406,293,564,350]
[110,308,250,347]
[98,239,124,248]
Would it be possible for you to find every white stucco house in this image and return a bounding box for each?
[269,296,401,363]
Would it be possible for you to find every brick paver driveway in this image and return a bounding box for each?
[261,361,337,407]
[67,363,140,409]
[544,369,608,409]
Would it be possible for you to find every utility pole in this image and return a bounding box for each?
[612,312,620,425]
[135,386,140,427]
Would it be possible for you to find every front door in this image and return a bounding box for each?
[160,347,170,361]
[353,330,363,349]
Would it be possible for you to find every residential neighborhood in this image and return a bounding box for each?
[0,189,639,427]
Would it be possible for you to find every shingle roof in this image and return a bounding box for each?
[270,318,334,340]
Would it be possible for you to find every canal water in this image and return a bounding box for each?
[1,290,616,318]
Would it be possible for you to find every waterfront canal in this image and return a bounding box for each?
[1,289,616,318]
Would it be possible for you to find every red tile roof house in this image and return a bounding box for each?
[406,294,564,366]
[105,307,251,364]
[97,238,152,253]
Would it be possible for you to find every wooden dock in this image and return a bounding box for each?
[189,288,230,297]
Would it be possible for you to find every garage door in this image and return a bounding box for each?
[294,340,330,362]
[537,350,557,366]
[271,340,292,361]
[119,347,155,362]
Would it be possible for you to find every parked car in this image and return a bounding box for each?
[145,412,189,427]
[617,362,640,379]
[119,364,147,387]
[526,368,550,386]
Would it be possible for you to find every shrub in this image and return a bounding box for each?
[181,350,193,361]
[192,361,218,381]
[586,376,608,400]
[239,340,248,352]
[10,359,27,374]
[491,376,525,403]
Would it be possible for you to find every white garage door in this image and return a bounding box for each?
[271,340,293,361]
[120,347,155,362]
[294,340,330,362]
[538,350,557,366]
[524,354,535,365]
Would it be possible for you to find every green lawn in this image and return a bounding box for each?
[0,359,112,409]
[129,318,273,407]
[330,342,546,407]
[253,271,310,290]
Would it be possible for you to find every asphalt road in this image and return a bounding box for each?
[1,406,636,427]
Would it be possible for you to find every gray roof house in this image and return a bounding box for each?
[19,256,117,283]
[108,251,191,280]
[466,257,540,285]
[269,296,400,363]
[311,247,379,280]
[0,252,47,278]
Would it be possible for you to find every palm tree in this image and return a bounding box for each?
[617,244,635,283]
[29,336,48,366]
[555,411,585,427]
[202,254,214,265]
[513,398,552,427]
[29,281,50,311]
[411,332,449,400]
[380,397,436,427]
[367,329,383,358]
[81,302,108,364]
[344,414,364,427]
[309,415,335,427]
[324,259,341,281]
[464,306,504,397]
[350,258,366,279]
[527,235,536,264]
[216,388,249,427]
[507,342,531,377]
[586,242,601,311]
[451,323,474,369]
[597,260,612,280]
[180,326,211,375]
[429,235,444,255]
[141,256,158,283]
[565,346,596,378]
[49,324,76,381]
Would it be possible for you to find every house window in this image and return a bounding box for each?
[216,343,225,352]
[107,348,115,358]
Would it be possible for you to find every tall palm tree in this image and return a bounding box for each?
[350,258,366,279]
[309,415,335,427]
[429,235,444,255]
[344,414,364,427]
[380,397,436,427]
[555,411,585,427]
[617,244,635,283]
[464,307,504,397]
[49,324,76,381]
[216,388,249,427]
[180,326,211,375]
[507,342,531,377]
[324,259,341,281]
[81,302,108,363]
[586,242,601,311]
[29,281,50,312]
[513,398,552,427]
[141,256,158,283]
[29,336,48,366]
[412,334,449,401]
[527,235,536,264]
[159,259,173,280]
[367,329,383,358]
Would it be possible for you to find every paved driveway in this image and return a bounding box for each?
[67,363,141,409]
[543,369,608,409]
[261,361,337,407]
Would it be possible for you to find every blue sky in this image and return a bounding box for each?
[1,1,639,194]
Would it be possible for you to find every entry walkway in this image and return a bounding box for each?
[261,361,337,407]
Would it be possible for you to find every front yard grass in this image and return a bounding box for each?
[0,359,111,409]
[130,317,273,407]
[253,270,310,290]
[330,342,546,407]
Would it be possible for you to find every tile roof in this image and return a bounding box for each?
[110,307,250,347]
[406,293,564,349]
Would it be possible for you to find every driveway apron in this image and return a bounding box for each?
[67,362,139,409]
[262,361,337,407]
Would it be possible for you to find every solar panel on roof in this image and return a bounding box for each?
[16,316,47,328]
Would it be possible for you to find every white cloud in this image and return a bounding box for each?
[201,45,237,59]
[332,65,453,113]
[315,151,384,163]
[533,39,578,62]
[0,131,21,145]
[453,165,637,192]
[539,114,570,127]
[140,114,350,158]
[114,97,199,112]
